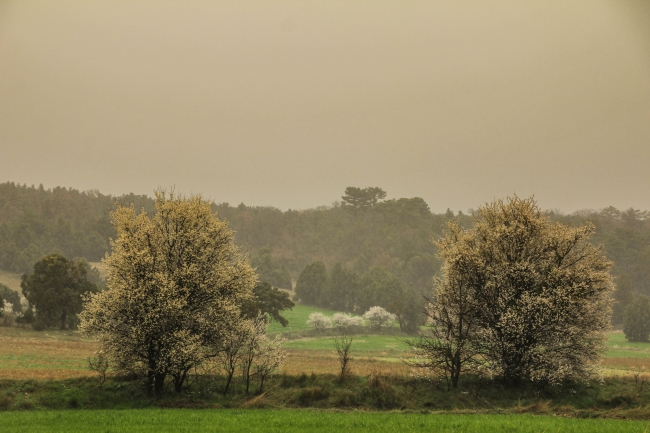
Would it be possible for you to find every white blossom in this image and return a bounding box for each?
[79,191,256,394]
[363,306,396,330]
[306,312,331,330]
[331,313,364,330]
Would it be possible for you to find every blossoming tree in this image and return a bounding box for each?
[79,191,256,395]
[411,196,613,386]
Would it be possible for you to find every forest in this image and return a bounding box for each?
[1,181,649,320]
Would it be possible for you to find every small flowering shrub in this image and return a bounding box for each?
[306,312,332,330]
[331,313,364,330]
[363,306,396,330]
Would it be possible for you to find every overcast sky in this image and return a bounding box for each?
[1,0,649,213]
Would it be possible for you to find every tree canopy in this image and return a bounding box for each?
[340,186,386,214]
[294,261,328,305]
[4,182,650,328]
[241,282,294,327]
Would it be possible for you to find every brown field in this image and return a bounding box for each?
[601,358,650,372]
[2,324,648,381]
[280,349,411,376]
[0,327,408,380]
[0,327,97,380]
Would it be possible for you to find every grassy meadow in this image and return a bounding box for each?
[3,410,650,433]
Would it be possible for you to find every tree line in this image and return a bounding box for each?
[2,182,650,318]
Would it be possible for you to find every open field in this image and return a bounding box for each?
[3,410,650,433]
[0,327,97,380]
[602,332,650,374]
[267,304,340,334]
[2,307,650,380]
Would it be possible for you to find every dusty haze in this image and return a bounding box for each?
[1,0,649,212]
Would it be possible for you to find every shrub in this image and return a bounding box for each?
[306,312,331,330]
[362,306,396,330]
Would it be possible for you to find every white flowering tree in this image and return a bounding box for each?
[363,306,396,330]
[306,312,331,330]
[405,221,483,389]
[79,191,256,395]
[412,196,613,386]
[331,313,364,330]
[252,332,287,393]
[220,313,287,394]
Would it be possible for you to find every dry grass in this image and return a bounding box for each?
[281,349,411,376]
[0,369,95,380]
[1,324,646,382]
[0,327,97,380]
[602,358,650,372]
[0,327,408,380]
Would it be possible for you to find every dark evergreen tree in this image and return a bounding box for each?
[612,274,635,325]
[356,266,404,314]
[21,254,97,329]
[341,186,386,215]
[623,295,650,342]
[322,263,359,312]
[294,261,328,306]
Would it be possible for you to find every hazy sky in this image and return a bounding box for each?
[1,1,649,213]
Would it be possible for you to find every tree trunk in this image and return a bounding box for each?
[154,373,166,395]
[258,375,266,393]
[223,369,235,395]
[174,370,188,393]
[60,312,67,330]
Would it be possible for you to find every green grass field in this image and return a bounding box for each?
[606,332,650,358]
[267,304,340,334]
[2,409,649,432]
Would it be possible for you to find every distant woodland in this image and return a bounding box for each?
[1,181,649,310]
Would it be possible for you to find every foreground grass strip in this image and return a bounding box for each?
[2,410,649,433]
